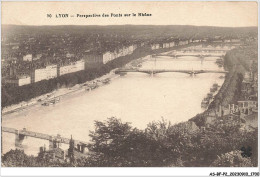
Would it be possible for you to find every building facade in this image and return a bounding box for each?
[83,53,103,69]
[34,65,58,82]
[23,54,33,61]
[5,75,31,86]
[59,60,85,76]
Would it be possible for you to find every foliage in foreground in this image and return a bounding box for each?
[211,150,254,167]
[2,117,257,167]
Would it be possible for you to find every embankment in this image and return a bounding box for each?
[190,43,257,127]
[2,42,202,108]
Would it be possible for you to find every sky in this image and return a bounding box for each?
[1,1,258,27]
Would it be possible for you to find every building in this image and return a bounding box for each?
[39,146,65,161]
[231,39,241,43]
[12,46,19,50]
[151,44,160,50]
[23,54,33,61]
[224,39,231,43]
[169,42,175,47]
[83,52,104,69]
[217,104,237,117]
[34,65,58,82]
[33,54,42,61]
[5,75,31,86]
[212,40,223,43]
[163,43,170,48]
[103,51,113,64]
[66,53,75,58]
[179,40,189,46]
[133,44,138,51]
[237,100,257,115]
[59,60,85,76]
[102,45,136,64]
[193,39,201,43]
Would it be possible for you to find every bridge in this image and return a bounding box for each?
[180,49,228,52]
[2,127,88,153]
[115,68,228,76]
[155,53,224,58]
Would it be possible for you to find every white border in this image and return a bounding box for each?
[1,167,260,176]
[0,0,259,176]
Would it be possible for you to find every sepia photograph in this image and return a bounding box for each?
[0,1,258,175]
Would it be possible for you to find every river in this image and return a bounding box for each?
[2,50,226,156]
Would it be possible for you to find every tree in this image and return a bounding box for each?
[88,117,170,167]
[2,149,37,167]
[88,117,132,154]
[68,135,75,163]
[211,150,254,167]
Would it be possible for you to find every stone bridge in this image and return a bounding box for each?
[2,127,88,153]
[115,69,228,76]
[155,53,224,58]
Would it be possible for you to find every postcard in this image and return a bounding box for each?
[1,1,258,176]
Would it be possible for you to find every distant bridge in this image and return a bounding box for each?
[180,49,228,53]
[155,53,224,58]
[2,127,88,153]
[115,68,228,76]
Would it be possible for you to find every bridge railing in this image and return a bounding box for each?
[2,127,88,146]
[115,68,228,75]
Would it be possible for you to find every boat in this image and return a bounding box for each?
[42,102,49,106]
[207,93,213,99]
[210,86,218,93]
[213,83,220,88]
[203,97,210,101]
[216,58,223,62]
[41,97,60,106]
[87,83,98,90]
[102,78,110,84]
[50,97,60,104]
[201,99,209,108]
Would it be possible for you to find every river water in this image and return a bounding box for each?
[2,51,225,156]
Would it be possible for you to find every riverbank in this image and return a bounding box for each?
[2,55,152,116]
[189,42,257,127]
[2,43,200,114]
[2,69,118,116]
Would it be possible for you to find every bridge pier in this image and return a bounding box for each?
[15,130,25,149]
